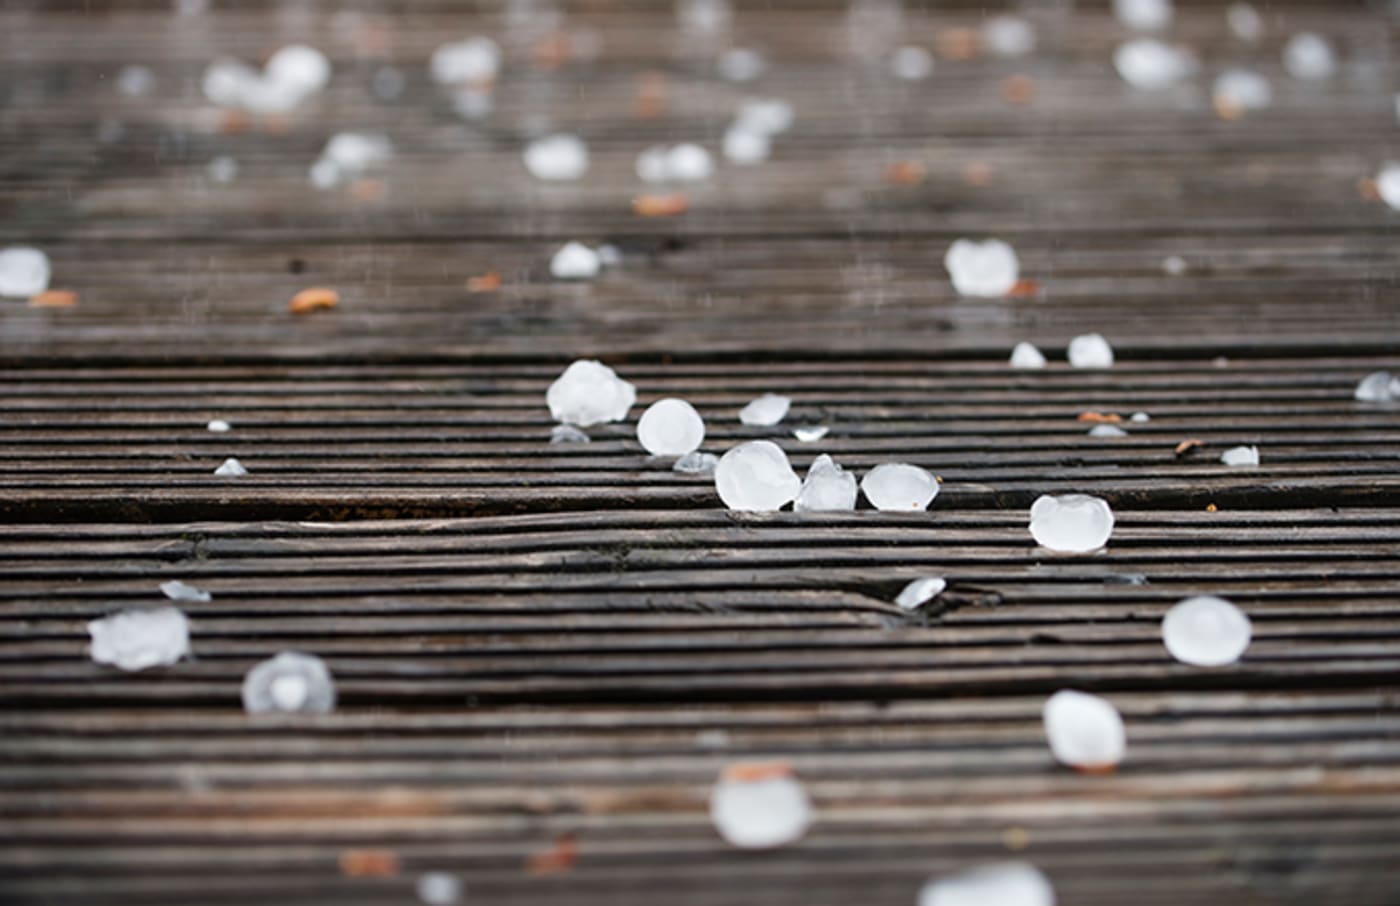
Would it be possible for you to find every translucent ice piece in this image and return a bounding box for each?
[1162,595,1251,666]
[794,454,857,512]
[1029,494,1113,553]
[861,463,938,512]
[89,607,190,671]
[546,360,636,426]
[739,393,791,426]
[895,577,946,610]
[242,651,336,715]
[714,440,801,511]
[918,861,1056,906]
[637,398,706,456]
[1042,689,1126,770]
[709,763,811,849]
[944,239,1019,298]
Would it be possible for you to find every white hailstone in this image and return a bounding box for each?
[596,244,622,267]
[1010,342,1047,370]
[636,145,670,182]
[550,242,602,280]
[718,47,765,82]
[372,66,406,102]
[1029,494,1114,553]
[1042,689,1126,770]
[237,77,307,115]
[1130,412,1151,424]
[637,144,714,183]
[739,392,791,426]
[309,157,342,190]
[722,126,771,165]
[983,16,1036,58]
[918,862,1056,906]
[1113,39,1192,90]
[160,580,211,603]
[792,425,829,442]
[430,37,502,85]
[860,463,938,512]
[1378,165,1400,210]
[323,132,393,174]
[890,46,934,81]
[709,765,811,849]
[894,577,946,611]
[1227,3,1263,43]
[202,58,260,107]
[242,651,336,715]
[1113,0,1172,32]
[1067,333,1114,369]
[1283,32,1335,81]
[206,419,232,432]
[524,134,590,181]
[88,607,191,672]
[794,454,858,512]
[0,246,51,298]
[637,398,706,456]
[1354,370,1400,403]
[714,440,801,511]
[944,239,1020,299]
[214,457,249,477]
[265,44,332,96]
[1162,595,1252,667]
[546,360,637,427]
[678,0,732,34]
[1220,444,1259,467]
[452,86,495,120]
[735,98,794,136]
[674,450,720,474]
[116,65,156,97]
[416,872,463,906]
[550,424,591,444]
[1088,424,1128,438]
[1162,254,1187,276]
[206,156,238,183]
[1213,69,1272,112]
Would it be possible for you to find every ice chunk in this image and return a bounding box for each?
[792,425,829,442]
[0,247,51,298]
[524,134,590,181]
[1114,0,1172,31]
[89,607,190,672]
[723,126,770,165]
[550,242,601,280]
[1162,595,1251,666]
[1114,39,1192,90]
[117,65,156,97]
[242,651,336,714]
[861,463,938,512]
[1010,342,1047,370]
[734,98,793,136]
[1029,494,1114,553]
[794,454,857,512]
[1088,424,1127,438]
[637,398,706,456]
[678,0,732,34]
[309,157,341,190]
[1283,32,1334,81]
[674,450,719,474]
[416,872,463,906]
[1043,689,1126,770]
[895,577,946,611]
[718,48,765,82]
[202,58,260,107]
[890,46,934,81]
[547,360,637,427]
[1354,370,1400,402]
[323,132,393,173]
[637,143,714,183]
[709,763,811,849]
[1220,445,1259,467]
[944,239,1019,298]
[1377,165,1400,211]
[206,156,238,183]
[265,45,332,96]
[214,457,248,477]
[739,393,790,426]
[983,17,1036,58]
[714,440,801,511]
[1130,411,1151,423]
[1162,254,1187,276]
[1067,333,1114,369]
[1214,69,1271,112]
[207,419,232,432]
[430,37,501,85]
[550,424,591,444]
[918,862,1055,906]
[1227,3,1262,43]
[160,580,211,603]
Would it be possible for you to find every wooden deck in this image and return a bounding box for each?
[3,2,1400,904]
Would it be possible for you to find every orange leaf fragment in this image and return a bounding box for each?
[1206,503,1219,512]
[633,71,668,119]
[632,193,689,217]
[468,271,502,293]
[218,110,250,134]
[883,160,927,186]
[28,290,78,309]
[289,287,340,315]
[1174,438,1204,458]
[1358,177,1380,201]
[962,161,994,187]
[1077,412,1122,424]
[1000,74,1035,106]
[1214,96,1243,121]
[1073,763,1118,776]
[936,27,980,62]
[349,179,385,203]
[338,848,401,878]
[533,32,571,71]
[1007,278,1040,298]
[527,833,579,876]
[721,760,793,783]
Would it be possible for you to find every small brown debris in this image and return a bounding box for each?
[633,71,668,119]
[936,27,980,62]
[1077,412,1123,424]
[218,110,250,134]
[1073,763,1118,776]
[1174,438,1204,458]
[883,160,927,186]
[467,271,502,293]
[963,161,994,187]
[632,193,689,217]
[533,32,571,71]
[1206,503,1219,513]
[1358,177,1380,201]
[721,760,793,783]
[527,833,578,876]
[349,179,385,203]
[1007,278,1040,298]
[1000,74,1036,106]
[1214,96,1243,121]
[289,287,340,315]
[338,848,401,878]
[259,114,292,135]
[1002,826,1031,851]
[28,290,78,309]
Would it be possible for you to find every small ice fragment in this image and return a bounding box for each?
[265,44,332,96]
[1114,39,1192,90]
[678,0,732,34]
[1214,69,1271,112]
[709,763,811,849]
[596,244,622,267]
[714,440,801,511]
[1162,595,1251,667]
[116,65,156,97]
[206,156,238,183]
[451,86,494,119]
[637,144,714,183]
[207,419,232,433]
[1283,32,1335,81]
[983,17,1036,58]
[202,58,260,107]
[918,861,1055,906]
[792,425,829,442]
[895,577,946,611]
[1227,3,1263,43]
[1088,424,1127,438]
[0,247,51,298]
[674,450,720,474]
[309,157,341,190]
[1029,494,1114,553]
[214,457,248,477]
[323,132,393,174]
[1376,165,1400,210]
[550,424,591,444]
[794,454,857,512]
[1113,0,1172,31]
[739,392,791,426]
[546,360,637,427]
[1010,342,1047,370]
[550,242,601,280]
[372,66,406,102]
[861,463,938,512]
[1130,411,1150,423]
[890,46,934,81]
[430,37,502,86]
[637,398,706,456]
[1354,370,1400,402]
[1067,333,1114,369]
[1220,445,1259,467]
[944,239,1019,298]
[734,98,793,135]
[416,872,463,906]
[1162,254,1187,276]
[718,47,765,82]
[1043,689,1126,770]
[242,651,336,715]
[524,134,590,181]
[636,145,670,182]
[723,126,770,165]
[89,607,190,672]
[160,580,211,603]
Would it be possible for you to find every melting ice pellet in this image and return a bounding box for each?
[794,454,857,512]
[0,246,51,298]
[1114,39,1192,90]
[1283,32,1335,81]
[709,763,811,849]
[89,607,190,672]
[714,440,800,511]
[944,239,1019,298]
[160,580,211,603]
[550,242,602,280]
[861,463,938,512]
[1220,445,1259,467]
[1114,0,1173,31]
[637,399,706,456]
[550,424,591,444]
[895,577,946,611]
[1067,333,1114,369]
[673,450,719,474]
[739,392,790,427]
[242,651,336,715]
[547,360,636,427]
[1010,342,1047,369]
[918,861,1055,906]
[214,457,248,477]
[1029,494,1113,553]
[524,134,590,181]
[1042,689,1126,770]
[1162,595,1251,666]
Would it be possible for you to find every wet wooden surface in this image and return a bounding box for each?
[3,1,1400,904]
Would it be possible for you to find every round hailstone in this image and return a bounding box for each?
[918,861,1056,906]
[667,143,714,181]
[1162,595,1251,667]
[1162,254,1187,276]
[524,134,589,181]
[709,763,811,849]
[714,440,801,512]
[1067,333,1114,369]
[1042,689,1126,771]
[1354,370,1400,403]
[207,418,232,433]
[1010,342,1047,370]
[637,398,706,456]
[636,145,671,182]
[718,47,765,82]
[792,425,829,442]
[238,75,307,115]
[550,242,601,280]
[861,463,938,512]
[116,65,156,97]
[242,651,336,715]
[88,607,191,672]
[416,871,463,906]
[674,450,719,474]
[430,36,501,85]
[159,579,211,603]
[265,44,331,96]
[723,126,770,165]
[890,46,934,81]
[895,577,946,611]
[206,156,238,183]
[1214,69,1272,112]
[1113,0,1173,31]
[678,0,732,34]
[1130,411,1151,423]
[1088,424,1127,438]
[1283,32,1335,81]
[944,239,1019,299]
[1220,445,1259,467]
[739,392,791,426]
[1227,3,1263,43]
[546,360,637,427]
[0,246,51,298]
[1376,165,1400,211]
[983,16,1036,58]
[202,58,260,107]
[323,132,393,174]
[1029,494,1114,553]
[214,457,248,477]
[1113,39,1192,90]
[735,98,794,136]
[794,454,857,512]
